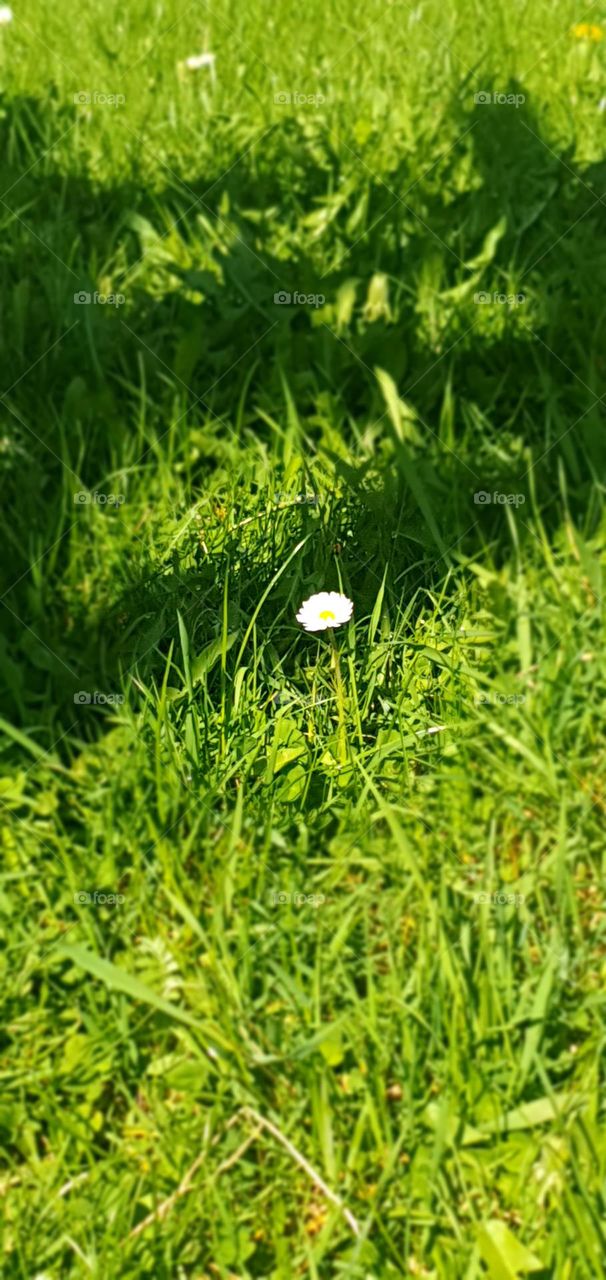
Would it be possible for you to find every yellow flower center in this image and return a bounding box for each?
[319,609,335,621]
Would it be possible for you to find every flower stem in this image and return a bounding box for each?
[328,628,348,766]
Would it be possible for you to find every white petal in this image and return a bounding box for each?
[185,52,215,69]
[296,591,353,631]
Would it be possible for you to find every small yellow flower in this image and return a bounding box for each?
[305,1202,328,1235]
[358,1183,378,1200]
[571,21,603,40]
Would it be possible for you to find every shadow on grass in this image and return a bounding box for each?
[0,80,605,735]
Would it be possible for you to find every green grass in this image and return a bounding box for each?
[1,1,606,1276]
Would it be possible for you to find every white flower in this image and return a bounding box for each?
[296,591,353,632]
[184,52,215,71]
[0,6,13,23]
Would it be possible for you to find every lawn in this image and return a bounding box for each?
[1,1,606,1276]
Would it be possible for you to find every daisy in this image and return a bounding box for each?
[0,6,13,23]
[184,52,216,71]
[296,591,353,632]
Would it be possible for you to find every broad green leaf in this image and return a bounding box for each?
[518,957,556,1085]
[276,761,307,802]
[478,1220,542,1278]
[439,268,483,303]
[53,944,236,1057]
[464,216,508,269]
[267,716,307,777]
[363,272,391,322]
[319,1033,344,1066]
[375,366,419,443]
[191,631,238,683]
[335,278,358,332]
[0,715,58,762]
[484,1094,571,1133]
[424,1102,486,1147]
